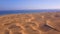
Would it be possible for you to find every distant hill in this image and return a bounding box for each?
[0,9,60,15]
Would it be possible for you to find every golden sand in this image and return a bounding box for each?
[0,12,60,34]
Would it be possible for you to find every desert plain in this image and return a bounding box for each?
[0,12,60,34]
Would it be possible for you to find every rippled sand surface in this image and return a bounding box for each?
[0,12,60,34]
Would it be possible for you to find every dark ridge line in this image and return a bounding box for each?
[45,24,60,32]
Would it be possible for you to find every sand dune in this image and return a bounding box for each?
[0,12,60,34]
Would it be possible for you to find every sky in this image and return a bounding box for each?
[0,0,60,10]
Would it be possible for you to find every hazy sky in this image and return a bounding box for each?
[0,0,60,10]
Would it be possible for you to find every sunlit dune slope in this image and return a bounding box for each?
[0,12,60,34]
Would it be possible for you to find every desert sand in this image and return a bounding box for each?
[0,12,60,34]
